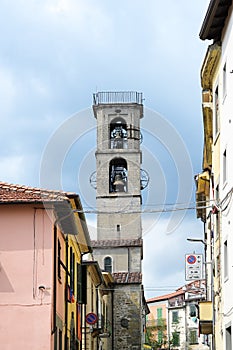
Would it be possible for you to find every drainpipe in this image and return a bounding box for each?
[65,236,68,350]
[112,289,114,350]
[52,225,57,349]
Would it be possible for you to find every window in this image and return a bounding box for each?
[58,239,61,279]
[104,256,112,273]
[172,311,178,323]
[189,329,198,344]
[223,149,227,185]
[214,85,220,137]
[216,254,220,277]
[223,62,227,99]
[117,224,121,232]
[172,331,180,346]
[224,240,228,279]
[58,329,62,350]
[189,304,196,317]
[70,247,75,294]
[215,184,220,238]
[157,308,163,326]
[226,325,232,349]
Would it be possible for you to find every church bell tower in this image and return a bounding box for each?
[91,91,148,349]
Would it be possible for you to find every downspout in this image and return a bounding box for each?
[65,236,68,350]
[112,289,114,350]
[52,225,57,349]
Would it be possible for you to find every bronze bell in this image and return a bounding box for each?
[113,174,125,192]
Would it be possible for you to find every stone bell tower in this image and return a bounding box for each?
[91,91,148,349]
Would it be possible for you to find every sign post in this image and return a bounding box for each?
[185,253,203,281]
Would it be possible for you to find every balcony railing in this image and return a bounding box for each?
[93,91,143,105]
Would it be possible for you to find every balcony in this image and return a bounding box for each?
[93,91,143,105]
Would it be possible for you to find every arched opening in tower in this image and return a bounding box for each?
[109,158,128,193]
[110,118,127,149]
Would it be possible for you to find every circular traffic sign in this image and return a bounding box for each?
[86,312,98,325]
[187,255,196,264]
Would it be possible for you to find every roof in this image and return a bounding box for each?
[0,181,76,203]
[147,279,206,304]
[200,0,232,41]
[0,181,79,235]
[112,272,142,284]
[91,238,143,248]
[147,289,184,304]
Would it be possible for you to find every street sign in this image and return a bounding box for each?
[86,312,98,325]
[185,253,203,281]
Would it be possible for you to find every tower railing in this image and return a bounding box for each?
[93,91,143,105]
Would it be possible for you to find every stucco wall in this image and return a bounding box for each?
[0,205,53,349]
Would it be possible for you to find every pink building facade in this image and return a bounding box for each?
[0,182,84,350]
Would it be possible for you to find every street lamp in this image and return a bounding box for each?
[187,238,206,246]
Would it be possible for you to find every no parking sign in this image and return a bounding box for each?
[86,312,98,325]
[185,254,203,281]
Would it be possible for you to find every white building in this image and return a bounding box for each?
[146,280,208,350]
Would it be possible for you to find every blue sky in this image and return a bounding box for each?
[0,0,211,298]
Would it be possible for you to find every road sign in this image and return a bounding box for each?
[185,253,203,281]
[86,312,98,325]
[186,254,197,264]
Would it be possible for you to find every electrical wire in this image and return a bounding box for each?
[73,205,213,215]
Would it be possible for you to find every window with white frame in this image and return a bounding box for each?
[214,85,220,137]
[224,240,228,279]
[223,149,227,185]
[223,62,227,99]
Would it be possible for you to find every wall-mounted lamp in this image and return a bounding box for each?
[187,238,206,246]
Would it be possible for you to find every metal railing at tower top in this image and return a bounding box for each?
[93,91,143,105]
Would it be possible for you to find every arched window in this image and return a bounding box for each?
[110,118,127,149]
[104,256,112,273]
[109,158,127,193]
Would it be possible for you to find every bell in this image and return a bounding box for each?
[113,174,125,192]
[115,131,122,139]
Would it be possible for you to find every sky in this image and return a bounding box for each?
[0,0,212,298]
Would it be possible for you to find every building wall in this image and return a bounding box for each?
[0,205,53,350]
[147,301,168,347]
[113,284,142,349]
[218,9,233,349]
[93,246,142,273]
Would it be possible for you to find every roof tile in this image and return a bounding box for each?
[112,272,142,284]
[0,181,75,204]
[91,238,142,248]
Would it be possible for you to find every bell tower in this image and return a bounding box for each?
[91,91,148,349]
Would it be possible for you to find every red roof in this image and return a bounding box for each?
[147,289,184,304]
[91,238,142,248]
[0,181,75,203]
[112,272,142,284]
[146,279,206,304]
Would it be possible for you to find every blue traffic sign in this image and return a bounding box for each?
[186,255,197,264]
[86,312,98,325]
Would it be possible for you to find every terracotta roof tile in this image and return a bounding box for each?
[146,289,184,304]
[112,272,142,284]
[91,238,142,248]
[0,181,75,204]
